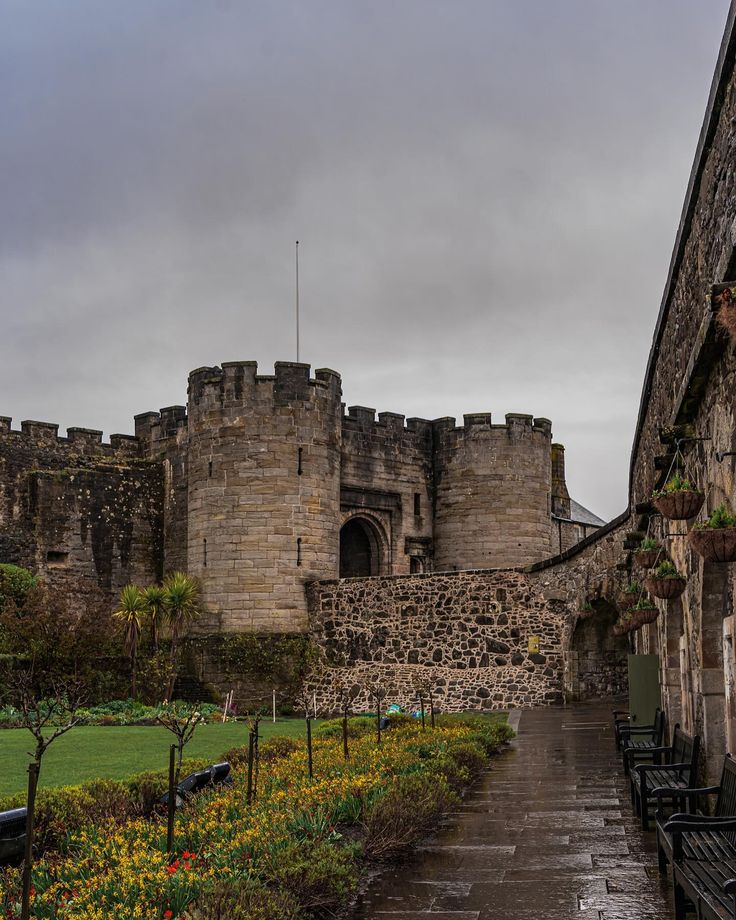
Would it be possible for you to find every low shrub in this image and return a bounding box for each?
[262,839,361,911]
[364,772,457,860]
[445,740,487,779]
[314,715,375,739]
[259,735,302,763]
[188,880,300,920]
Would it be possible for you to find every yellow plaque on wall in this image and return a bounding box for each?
[528,635,540,654]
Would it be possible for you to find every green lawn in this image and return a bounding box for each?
[0,719,310,797]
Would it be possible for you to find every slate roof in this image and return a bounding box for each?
[567,499,606,528]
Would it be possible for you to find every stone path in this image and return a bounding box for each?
[353,701,676,919]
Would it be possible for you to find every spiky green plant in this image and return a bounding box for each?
[114,585,147,699]
[162,572,202,700]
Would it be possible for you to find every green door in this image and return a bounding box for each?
[628,654,661,725]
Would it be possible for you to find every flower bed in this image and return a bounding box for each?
[0,716,512,919]
[0,700,223,730]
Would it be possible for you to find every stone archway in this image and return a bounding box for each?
[339,515,387,578]
[566,600,628,700]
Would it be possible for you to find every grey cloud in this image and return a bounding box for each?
[0,0,731,520]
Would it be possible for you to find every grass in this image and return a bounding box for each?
[0,719,311,797]
[0,711,508,798]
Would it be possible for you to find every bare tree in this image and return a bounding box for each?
[6,671,86,920]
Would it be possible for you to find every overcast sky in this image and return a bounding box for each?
[1,1,731,521]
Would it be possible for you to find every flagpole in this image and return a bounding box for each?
[295,240,300,363]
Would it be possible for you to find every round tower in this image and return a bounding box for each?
[186,361,342,633]
[433,413,554,570]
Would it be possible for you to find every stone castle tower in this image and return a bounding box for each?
[0,360,603,633]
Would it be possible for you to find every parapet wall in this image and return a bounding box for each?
[0,418,161,592]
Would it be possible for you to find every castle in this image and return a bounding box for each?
[0,360,602,636]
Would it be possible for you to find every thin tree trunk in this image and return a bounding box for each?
[21,761,39,920]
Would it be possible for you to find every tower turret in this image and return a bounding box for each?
[186,361,342,633]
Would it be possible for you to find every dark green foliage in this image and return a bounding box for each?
[0,564,37,612]
[696,504,736,529]
[262,839,361,911]
[652,560,684,579]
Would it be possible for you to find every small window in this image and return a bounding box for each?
[46,551,68,567]
[297,537,302,566]
[298,447,303,476]
[414,493,421,517]
[208,460,213,478]
[203,538,207,567]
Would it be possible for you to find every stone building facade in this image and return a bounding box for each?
[0,364,600,636]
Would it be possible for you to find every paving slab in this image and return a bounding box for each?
[353,701,676,919]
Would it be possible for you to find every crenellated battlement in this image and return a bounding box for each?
[185,361,343,428]
[341,404,433,440]
[433,413,553,444]
[0,417,141,457]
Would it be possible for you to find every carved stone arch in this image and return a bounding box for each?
[565,598,627,701]
[339,512,390,578]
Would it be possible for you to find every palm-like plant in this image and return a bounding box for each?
[142,585,167,650]
[114,585,147,699]
[162,572,201,700]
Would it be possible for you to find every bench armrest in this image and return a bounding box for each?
[665,817,736,833]
[633,744,673,755]
[673,785,721,798]
[622,724,656,734]
[636,762,692,774]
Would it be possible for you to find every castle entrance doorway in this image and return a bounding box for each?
[339,517,383,578]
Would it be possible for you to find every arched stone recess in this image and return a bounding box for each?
[339,511,391,578]
[565,598,627,701]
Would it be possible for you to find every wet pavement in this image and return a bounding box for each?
[353,701,675,919]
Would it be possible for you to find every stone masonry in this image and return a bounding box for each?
[0,364,600,636]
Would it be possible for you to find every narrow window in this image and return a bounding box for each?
[203,538,207,567]
[298,447,303,475]
[414,493,421,517]
[297,537,302,566]
[208,459,213,477]
[46,550,69,567]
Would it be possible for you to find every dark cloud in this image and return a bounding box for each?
[0,0,730,519]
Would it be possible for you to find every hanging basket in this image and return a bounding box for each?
[652,490,705,521]
[634,548,662,569]
[688,527,736,563]
[632,607,659,627]
[617,592,639,611]
[644,575,686,600]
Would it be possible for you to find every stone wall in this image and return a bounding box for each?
[0,418,162,595]
[306,517,631,714]
[307,569,565,713]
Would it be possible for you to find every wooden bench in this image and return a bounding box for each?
[672,854,736,919]
[622,707,666,775]
[657,755,736,875]
[630,725,699,830]
[612,707,631,752]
